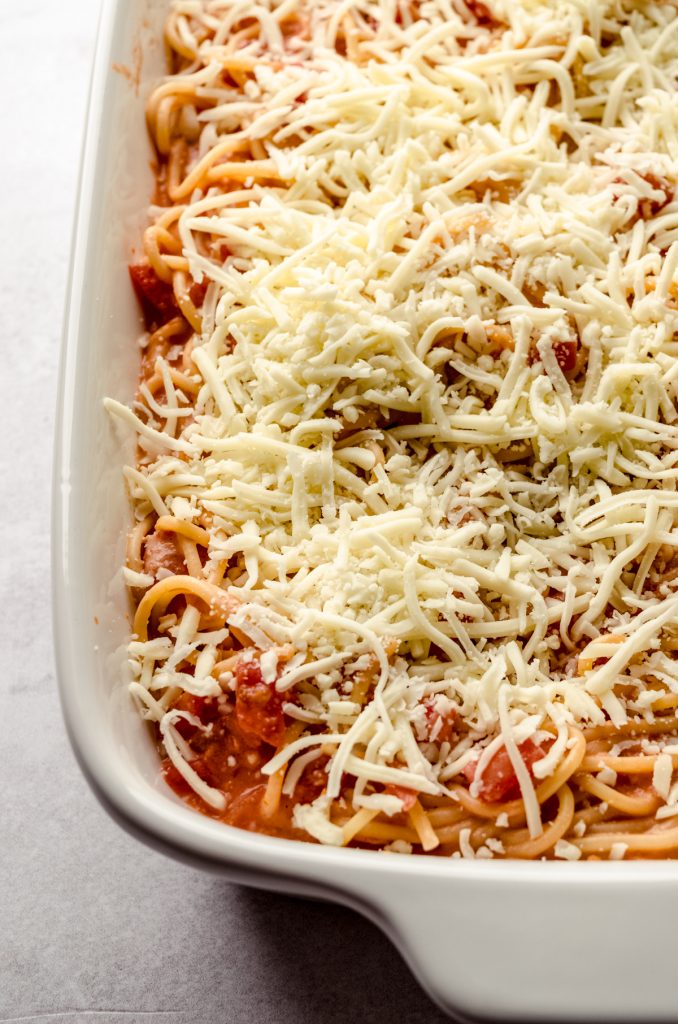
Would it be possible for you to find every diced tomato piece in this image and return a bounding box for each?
[424,699,457,744]
[384,784,418,811]
[234,658,286,747]
[129,263,178,326]
[464,738,548,803]
[553,339,578,374]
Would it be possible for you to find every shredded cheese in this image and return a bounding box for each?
[119,0,678,850]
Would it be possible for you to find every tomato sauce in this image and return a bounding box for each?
[161,662,466,842]
[234,657,287,747]
[162,755,306,840]
[424,699,457,743]
[465,0,498,24]
[464,737,549,803]
[553,338,578,374]
[161,667,326,840]
[612,172,673,226]
[161,713,304,839]
[383,784,418,811]
[129,262,179,330]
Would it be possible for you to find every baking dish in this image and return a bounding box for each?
[52,1,678,1019]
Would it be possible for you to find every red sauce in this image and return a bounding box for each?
[161,662,315,839]
[293,755,331,804]
[530,337,580,376]
[612,172,673,226]
[234,658,286,746]
[553,338,578,374]
[171,691,220,739]
[188,279,208,309]
[163,755,300,837]
[465,0,497,24]
[384,784,418,811]
[464,737,549,803]
[424,699,457,743]
[637,173,673,221]
[129,262,179,329]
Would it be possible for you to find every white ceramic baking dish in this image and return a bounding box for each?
[53,1,678,1019]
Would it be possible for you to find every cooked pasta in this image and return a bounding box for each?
[108,0,678,859]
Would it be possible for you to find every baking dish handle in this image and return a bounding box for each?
[343,865,678,1023]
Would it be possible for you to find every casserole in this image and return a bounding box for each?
[53,0,678,1019]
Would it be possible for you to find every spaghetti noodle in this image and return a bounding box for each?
[108,0,678,859]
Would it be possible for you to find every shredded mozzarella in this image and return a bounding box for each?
[119,0,678,847]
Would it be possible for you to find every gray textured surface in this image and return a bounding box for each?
[0,2,449,1021]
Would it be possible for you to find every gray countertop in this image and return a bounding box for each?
[0,2,449,1020]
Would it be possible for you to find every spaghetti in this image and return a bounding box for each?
[108,0,678,859]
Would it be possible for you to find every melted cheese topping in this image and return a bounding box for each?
[113,0,678,849]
